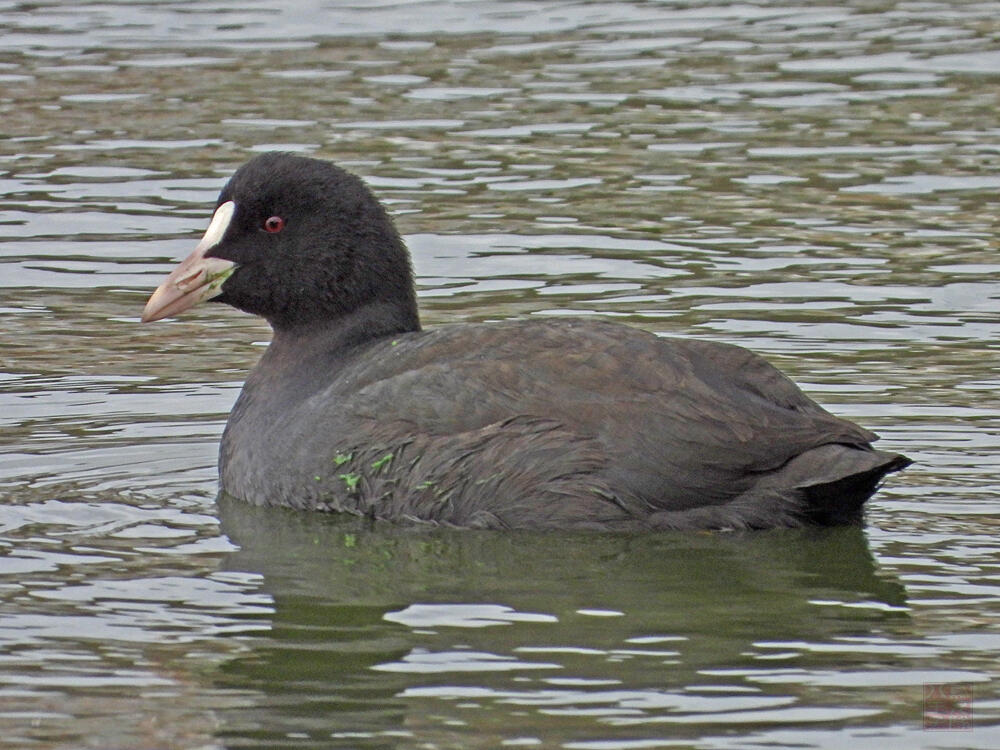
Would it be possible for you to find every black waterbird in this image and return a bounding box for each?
[143,153,909,530]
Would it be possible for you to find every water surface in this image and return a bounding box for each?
[1,1,999,748]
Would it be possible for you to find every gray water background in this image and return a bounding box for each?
[1,1,999,748]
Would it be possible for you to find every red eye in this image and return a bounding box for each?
[264,216,285,233]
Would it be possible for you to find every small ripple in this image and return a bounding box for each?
[385,603,558,628]
[843,175,1000,194]
[373,650,561,674]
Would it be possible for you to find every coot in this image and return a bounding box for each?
[143,153,909,530]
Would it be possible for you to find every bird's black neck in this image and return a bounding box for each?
[266,299,419,366]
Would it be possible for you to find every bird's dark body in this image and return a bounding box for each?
[220,316,906,530]
[147,152,909,530]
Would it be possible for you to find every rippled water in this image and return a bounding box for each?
[2,1,999,748]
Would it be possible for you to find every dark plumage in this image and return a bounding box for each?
[143,153,909,530]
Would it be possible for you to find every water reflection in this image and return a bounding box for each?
[214,496,915,747]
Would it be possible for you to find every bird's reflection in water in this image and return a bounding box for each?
[211,494,907,748]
